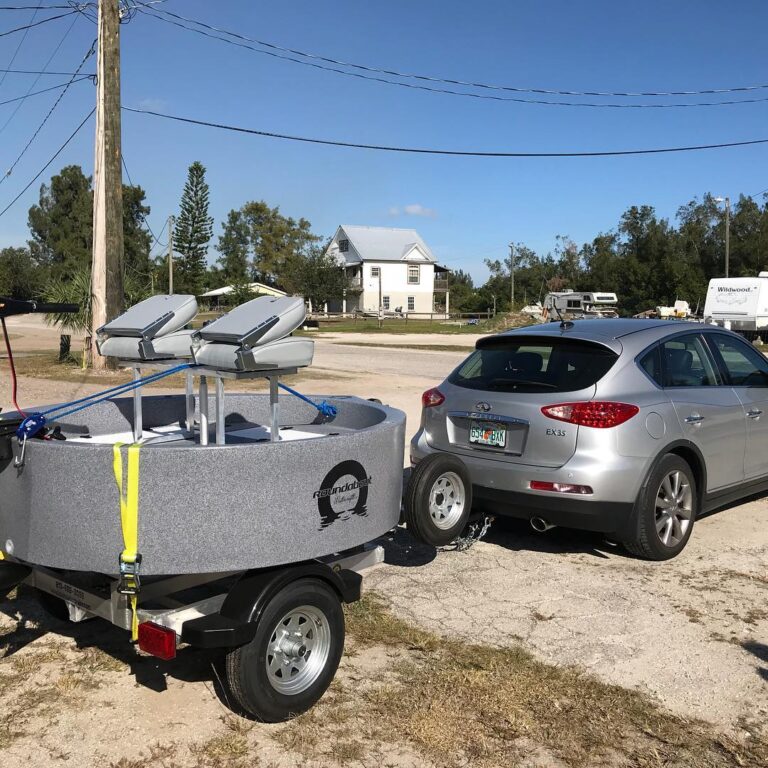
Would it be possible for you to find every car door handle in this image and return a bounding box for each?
[684,414,705,424]
[747,409,763,419]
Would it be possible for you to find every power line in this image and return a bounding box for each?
[120,152,167,248]
[123,105,768,158]
[0,9,80,135]
[0,75,89,106]
[0,4,76,8]
[0,8,76,37]
[0,66,88,75]
[0,40,95,186]
[136,4,768,105]
[0,1,42,95]
[0,106,93,220]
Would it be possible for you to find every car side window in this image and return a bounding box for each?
[659,335,719,388]
[638,346,663,386]
[709,334,768,386]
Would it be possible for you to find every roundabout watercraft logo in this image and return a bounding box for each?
[314,460,371,529]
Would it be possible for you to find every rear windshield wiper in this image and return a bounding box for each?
[488,378,558,390]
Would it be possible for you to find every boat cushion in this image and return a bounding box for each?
[98,329,196,360]
[98,294,198,340]
[194,337,314,371]
[197,296,305,347]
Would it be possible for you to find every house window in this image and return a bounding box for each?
[383,296,390,310]
[339,239,349,253]
[407,296,415,312]
[408,265,420,284]
[371,266,380,278]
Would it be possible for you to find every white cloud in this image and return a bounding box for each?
[136,97,168,112]
[389,203,437,218]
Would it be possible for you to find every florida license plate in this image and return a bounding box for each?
[469,421,506,448]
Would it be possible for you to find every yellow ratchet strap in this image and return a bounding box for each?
[112,441,142,641]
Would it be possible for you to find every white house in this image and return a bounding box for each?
[325,225,449,315]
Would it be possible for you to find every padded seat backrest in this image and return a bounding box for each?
[98,294,198,339]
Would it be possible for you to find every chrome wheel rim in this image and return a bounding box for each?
[654,470,693,548]
[265,605,331,695]
[428,471,465,530]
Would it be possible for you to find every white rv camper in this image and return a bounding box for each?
[703,273,768,332]
[543,290,619,319]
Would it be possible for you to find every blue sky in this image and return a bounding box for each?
[0,1,766,283]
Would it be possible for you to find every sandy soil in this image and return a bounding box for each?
[1,317,767,765]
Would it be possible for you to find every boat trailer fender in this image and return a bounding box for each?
[181,561,361,649]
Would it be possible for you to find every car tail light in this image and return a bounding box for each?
[138,621,177,660]
[530,480,593,495]
[422,387,445,408]
[541,401,639,428]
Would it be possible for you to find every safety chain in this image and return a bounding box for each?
[442,515,495,553]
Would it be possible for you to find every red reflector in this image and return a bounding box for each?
[530,480,593,495]
[138,621,177,660]
[422,387,445,408]
[541,401,639,428]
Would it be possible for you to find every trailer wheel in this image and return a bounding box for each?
[404,453,472,546]
[224,578,344,722]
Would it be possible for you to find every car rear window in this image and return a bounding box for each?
[448,337,619,393]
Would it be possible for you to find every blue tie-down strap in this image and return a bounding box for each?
[15,363,192,442]
[277,383,337,417]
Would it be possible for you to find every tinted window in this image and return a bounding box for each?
[660,335,719,387]
[709,334,768,386]
[448,338,618,393]
[639,346,663,386]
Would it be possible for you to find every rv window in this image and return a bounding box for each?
[708,333,768,386]
[566,299,580,309]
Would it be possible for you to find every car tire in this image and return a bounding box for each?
[224,578,344,722]
[404,453,472,546]
[624,454,697,560]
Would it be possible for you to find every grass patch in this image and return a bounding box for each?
[334,593,768,768]
[332,341,474,353]
[297,318,492,335]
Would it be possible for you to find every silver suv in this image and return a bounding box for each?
[406,319,768,559]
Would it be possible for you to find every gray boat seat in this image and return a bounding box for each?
[97,294,198,360]
[193,295,313,371]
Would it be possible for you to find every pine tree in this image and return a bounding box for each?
[174,161,213,295]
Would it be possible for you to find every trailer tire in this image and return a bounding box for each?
[404,453,472,546]
[224,578,344,722]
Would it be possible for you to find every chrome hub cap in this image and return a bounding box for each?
[428,471,465,530]
[266,605,331,695]
[655,470,692,547]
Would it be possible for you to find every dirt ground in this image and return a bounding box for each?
[1,317,767,766]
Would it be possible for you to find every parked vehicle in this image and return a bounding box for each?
[704,273,768,333]
[543,290,619,320]
[406,319,768,560]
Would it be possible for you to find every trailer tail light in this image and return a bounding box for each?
[422,388,445,408]
[530,480,593,495]
[541,401,639,428]
[138,621,177,660]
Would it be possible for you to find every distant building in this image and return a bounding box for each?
[325,225,449,314]
[199,282,286,308]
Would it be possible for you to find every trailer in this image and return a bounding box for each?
[542,290,619,319]
[0,294,405,721]
[703,273,768,334]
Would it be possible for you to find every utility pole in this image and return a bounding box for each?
[90,0,124,370]
[725,197,730,278]
[167,214,175,294]
[508,242,515,310]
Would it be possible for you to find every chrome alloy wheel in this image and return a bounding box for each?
[265,605,331,695]
[428,471,466,530]
[654,470,693,547]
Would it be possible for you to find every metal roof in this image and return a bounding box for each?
[337,225,437,263]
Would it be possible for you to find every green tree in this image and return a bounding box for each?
[216,208,250,283]
[174,161,213,295]
[0,247,38,298]
[216,201,321,287]
[282,244,349,306]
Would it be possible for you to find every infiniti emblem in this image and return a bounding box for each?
[474,401,491,412]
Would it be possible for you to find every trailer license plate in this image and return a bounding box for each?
[469,421,506,448]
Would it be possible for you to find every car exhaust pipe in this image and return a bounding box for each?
[530,516,556,533]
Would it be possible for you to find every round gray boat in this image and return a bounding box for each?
[0,393,405,575]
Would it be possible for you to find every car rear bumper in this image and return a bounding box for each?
[410,428,646,537]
